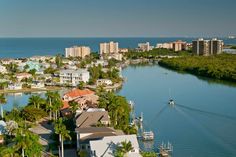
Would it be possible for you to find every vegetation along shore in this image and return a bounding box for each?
[159,54,236,82]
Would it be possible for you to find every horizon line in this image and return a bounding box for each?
[0,36,230,39]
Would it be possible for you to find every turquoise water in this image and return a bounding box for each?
[0,37,236,58]
[118,65,236,157]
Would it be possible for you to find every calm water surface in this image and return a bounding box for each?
[2,64,236,157]
[0,37,236,58]
[118,65,236,157]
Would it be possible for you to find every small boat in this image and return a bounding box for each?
[228,36,235,39]
[168,99,175,105]
[142,131,154,141]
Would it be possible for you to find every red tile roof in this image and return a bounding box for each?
[64,89,94,99]
[62,101,70,110]
[62,89,95,110]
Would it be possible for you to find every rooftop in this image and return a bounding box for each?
[75,110,109,128]
[64,89,94,99]
[60,69,88,74]
[89,135,140,157]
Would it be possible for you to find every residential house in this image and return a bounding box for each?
[75,110,110,128]
[61,93,99,117]
[16,73,32,82]
[63,89,95,102]
[74,94,99,111]
[75,127,123,151]
[59,69,90,86]
[8,83,23,90]
[31,81,45,89]
[96,79,113,86]
[89,135,141,157]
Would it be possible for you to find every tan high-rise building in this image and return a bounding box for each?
[209,38,223,55]
[100,41,119,55]
[193,38,223,56]
[65,46,91,59]
[172,40,187,52]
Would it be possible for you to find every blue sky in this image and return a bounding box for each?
[0,0,235,37]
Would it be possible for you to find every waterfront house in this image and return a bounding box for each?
[16,73,32,81]
[96,79,113,86]
[75,110,110,128]
[73,94,99,111]
[31,81,45,89]
[59,69,90,86]
[8,83,23,90]
[89,135,141,157]
[61,93,99,117]
[63,89,94,102]
[75,127,123,151]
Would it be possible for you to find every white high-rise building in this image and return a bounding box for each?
[100,41,119,55]
[138,42,151,52]
[65,46,91,59]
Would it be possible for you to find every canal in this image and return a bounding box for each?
[118,64,236,157]
[2,64,236,157]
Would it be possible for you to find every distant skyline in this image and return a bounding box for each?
[0,0,236,37]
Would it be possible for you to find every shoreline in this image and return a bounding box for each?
[0,86,62,94]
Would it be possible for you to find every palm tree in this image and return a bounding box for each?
[51,91,63,120]
[28,95,43,109]
[120,140,133,153]
[14,130,42,157]
[14,131,31,157]
[54,118,71,157]
[68,100,79,114]
[45,91,54,120]
[77,81,85,90]
[0,146,20,157]
[115,140,133,157]
[0,94,7,119]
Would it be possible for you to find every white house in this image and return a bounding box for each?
[0,65,7,74]
[8,83,22,90]
[60,69,90,86]
[89,135,141,157]
[31,81,45,89]
[96,79,113,86]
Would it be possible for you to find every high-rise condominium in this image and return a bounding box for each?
[65,46,91,59]
[100,41,119,55]
[192,38,223,56]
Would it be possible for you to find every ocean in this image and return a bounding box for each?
[0,37,235,58]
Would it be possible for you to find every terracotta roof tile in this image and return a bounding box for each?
[64,89,94,99]
[62,101,69,109]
